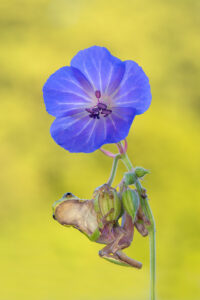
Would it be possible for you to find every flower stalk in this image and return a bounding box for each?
[120,148,156,300]
[102,142,156,300]
[107,154,122,186]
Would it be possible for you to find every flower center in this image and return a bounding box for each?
[85,90,112,119]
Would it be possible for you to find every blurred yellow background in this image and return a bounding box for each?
[0,0,200,299]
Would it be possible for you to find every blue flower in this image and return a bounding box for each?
[43,46,151,153]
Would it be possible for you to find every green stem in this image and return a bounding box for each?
[121,149,156,300]
[107,154,121,186]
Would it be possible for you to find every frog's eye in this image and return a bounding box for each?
[63,192,73,198]
[63,192,79,199]
[52,193,79,215]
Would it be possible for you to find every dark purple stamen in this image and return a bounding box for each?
[92,107,99,112]
[97,102,107,110]
[85,91,112,119]
[89,112,100,119]
[101,109,112,117]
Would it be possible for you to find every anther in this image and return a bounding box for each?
[97,102,107,110]
[92,108,99,112]
[101,109,112,117]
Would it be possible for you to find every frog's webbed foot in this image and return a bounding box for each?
[135,221,148,236]
[135,206,151,237]
[137,206,151,226]
[99,249,142,269]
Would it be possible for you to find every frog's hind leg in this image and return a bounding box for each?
[98,212,142,268]
[116,251,142,268]
[99,249,142,268]
[99,236,142,269]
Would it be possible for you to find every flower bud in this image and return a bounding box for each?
[124,172,137,185]
[93,184,121,223]
[135,167,150,178]
[121,188,139,222]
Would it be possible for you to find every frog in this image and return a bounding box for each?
[52,184,150,268]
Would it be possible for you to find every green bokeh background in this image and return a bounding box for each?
[0,0,200,299]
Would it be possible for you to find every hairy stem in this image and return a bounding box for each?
[120,147,156,300]
[107,154,121,186]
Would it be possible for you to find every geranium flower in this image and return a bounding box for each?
[43,46,151,153]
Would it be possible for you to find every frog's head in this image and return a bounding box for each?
[52,193,98,236]
[52,192,78,219]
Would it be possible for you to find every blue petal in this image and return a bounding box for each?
[43,66,94,117]
[104,107,136,142]
[50,107,136,153]
[70,46,125,95]
[50,112,105,153]
[112,61,152,114]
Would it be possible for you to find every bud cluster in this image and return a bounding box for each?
[124,167,149,185]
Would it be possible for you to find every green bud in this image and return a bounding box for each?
[93,184,121,223]
[121,188,139,222]
[135,167,150,178]
[124,171,137,185]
